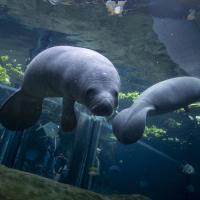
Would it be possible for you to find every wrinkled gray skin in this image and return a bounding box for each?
[0,46,120,131]
[112,77,200,144]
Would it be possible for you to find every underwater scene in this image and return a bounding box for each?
[0,0,200,200]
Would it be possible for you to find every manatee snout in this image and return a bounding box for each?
[87,90,117,116]
[112,109,146,144]
[91,98,114,116]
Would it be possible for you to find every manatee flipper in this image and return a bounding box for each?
[61,96,77,132]
[0,89,43,131]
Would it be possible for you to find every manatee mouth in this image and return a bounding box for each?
[90,98,114,116]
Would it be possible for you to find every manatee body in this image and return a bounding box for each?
[112,76,200,144]
[0,46,120,131]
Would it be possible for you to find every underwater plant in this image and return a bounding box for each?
[0,64,10,85]
[0,165,151,200]
[88,166,100,176]
[143,125,166,138]
[195,115,200,124]
[164,118,182,128]
[0,55,24,86]
[175,102,200,114]
[118,91,140,102]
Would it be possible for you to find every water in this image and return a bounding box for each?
[138,141,180,164]
[0,0,200,200]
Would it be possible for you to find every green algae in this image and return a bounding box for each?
[0,165,150,200]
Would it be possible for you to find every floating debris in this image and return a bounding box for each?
[105,0,127,16]
[96,147,102,154]
[187,9,196,21]
[182,163,195,175]
[44,0,72,6]
[119,159,123,164]
[165,118,182,128]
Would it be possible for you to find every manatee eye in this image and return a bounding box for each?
[86,88,97,98]
[113,90,118,98]
[112,90,118,107]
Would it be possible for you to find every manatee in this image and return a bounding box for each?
[112,76,200,144]
[0,46,120,131]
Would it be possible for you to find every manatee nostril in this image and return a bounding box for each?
[91,99,113,116]
[100,101,113,115]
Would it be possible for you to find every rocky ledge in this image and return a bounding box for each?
[0,165,150,200]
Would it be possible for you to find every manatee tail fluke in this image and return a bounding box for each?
[0,89,43,131]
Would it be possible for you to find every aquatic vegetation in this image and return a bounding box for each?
[0,65,10,85]
[0,0,200,197]
[176,102,200,113]
[0,165,151,200]
[143,125,166,138]
[195,115,200,124]
[162,137,180,143]
[164,118,182,128]
[118,91,140,102]
[88,166,100,176]
[0,55,24,86]
[189,102,200,109]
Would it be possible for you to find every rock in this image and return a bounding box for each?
[0,0,184,90]
[110,194,151,200]
[0,165,150,200]
[178,0,200,6]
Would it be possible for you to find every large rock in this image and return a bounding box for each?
[0,165,150,200]
[0,0,184,89]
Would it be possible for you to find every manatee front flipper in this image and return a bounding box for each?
[61,97,77,132]
[0,89,43,131]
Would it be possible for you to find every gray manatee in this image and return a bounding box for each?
[112,76,200,144]
[0,46,120,131]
